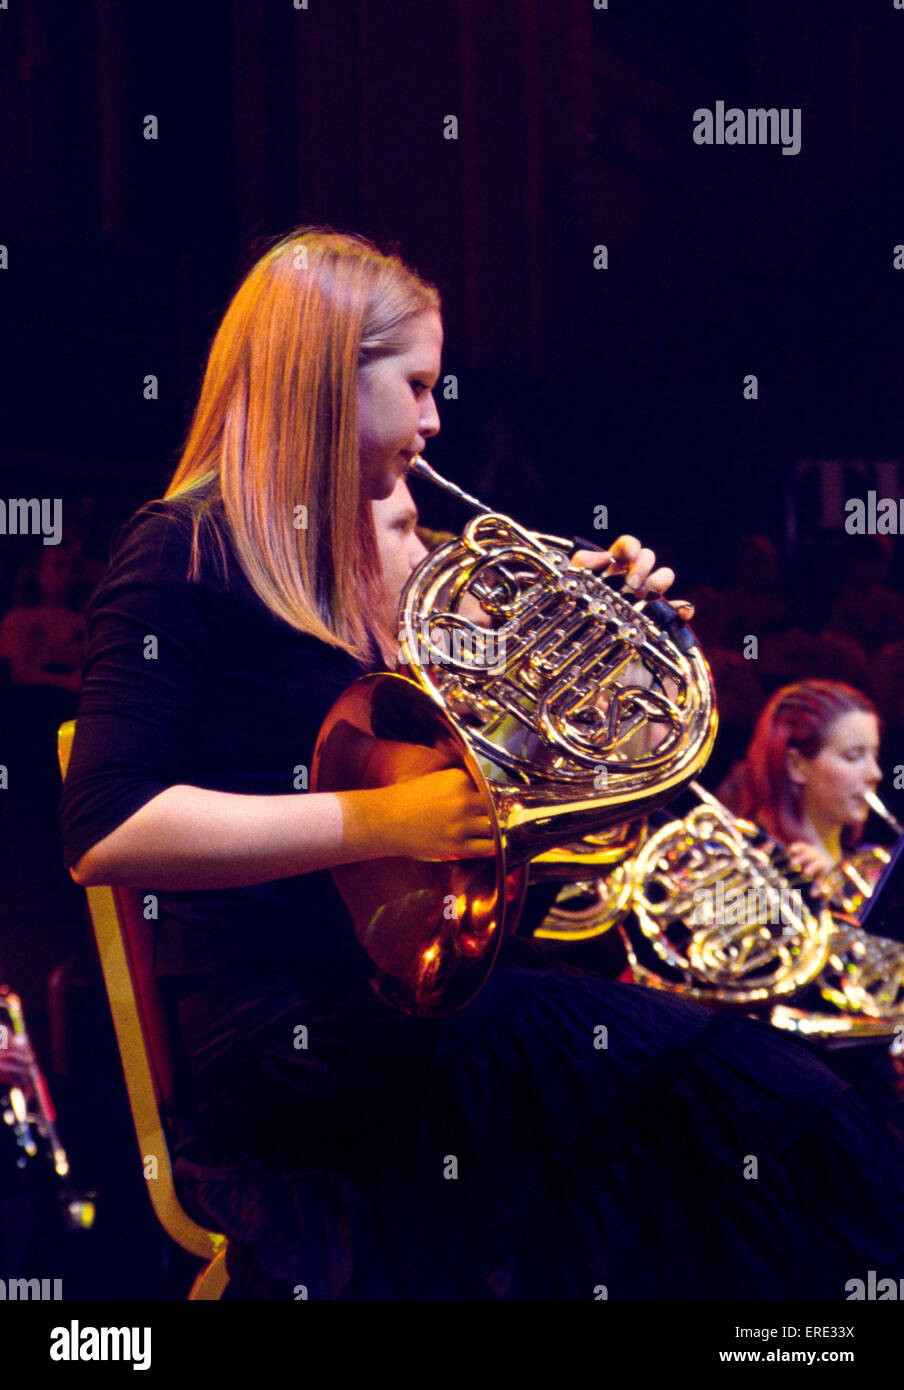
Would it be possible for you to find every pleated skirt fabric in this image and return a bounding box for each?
[175,939,904,1300]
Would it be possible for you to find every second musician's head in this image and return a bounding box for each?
[165,226,441,661]
[740,679,881,848]
[372,475,430,631]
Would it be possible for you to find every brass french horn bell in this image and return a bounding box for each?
[312,457,718,1017]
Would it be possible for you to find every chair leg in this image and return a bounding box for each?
[187,1245,230,1301]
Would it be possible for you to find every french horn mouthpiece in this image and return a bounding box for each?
[864,789,904,837]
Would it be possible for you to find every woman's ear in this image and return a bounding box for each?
[785,747,808,786]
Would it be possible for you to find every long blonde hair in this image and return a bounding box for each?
[161,226,440,659]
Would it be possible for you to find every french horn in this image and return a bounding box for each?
[617,783,904,1042]
[622,781,834,1007]
[311,457,718,1016]
[813,791,900,917]
[531,820,646,941]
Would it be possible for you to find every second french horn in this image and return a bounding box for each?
[623,781,834,1007]
[542,783,904,1043]
[814,791,900,917]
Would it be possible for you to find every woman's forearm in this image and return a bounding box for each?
[69,782,398,890]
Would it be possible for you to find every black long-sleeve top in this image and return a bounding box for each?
[58,498,375,1071]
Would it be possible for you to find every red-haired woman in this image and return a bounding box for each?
[722,679,884,883]
[720,678,904,1126]
[59,229,904,1299]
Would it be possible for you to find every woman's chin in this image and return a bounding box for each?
[364,474,396,502]
[368,463,409,502]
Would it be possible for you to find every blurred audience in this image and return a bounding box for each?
[825,536,904,657]
[0,544,88,694]
[678,529,904,827]
[721,533,787,647]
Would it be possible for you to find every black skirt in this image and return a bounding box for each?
[174,937,904,1300]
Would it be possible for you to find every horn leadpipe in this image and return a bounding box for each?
[864,789,904,837]
[407,455,576,555]
[406,455,493,516]
[688,779,814,897]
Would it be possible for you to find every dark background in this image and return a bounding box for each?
[2,0,904,1297]
[3,0,904,561]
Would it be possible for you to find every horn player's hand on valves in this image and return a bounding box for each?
[570,535,687,757]
[569,534,695,622]
[786,841,835,880]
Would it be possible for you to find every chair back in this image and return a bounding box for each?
[57,719,225,1264]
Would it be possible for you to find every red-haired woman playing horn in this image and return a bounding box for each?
[720,678,904,1125]
[60,229,904,1299]
[724,679,883,883]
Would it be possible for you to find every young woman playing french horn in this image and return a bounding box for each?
[59,228,904,1299]
[719,678,904,1128]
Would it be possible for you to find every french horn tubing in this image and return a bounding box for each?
[814,790,900,917]
[311,457,718,1017]
[622,781,834,1007]
[531,820,647,941]
[613,782,904,1041]
[865,788,904,837]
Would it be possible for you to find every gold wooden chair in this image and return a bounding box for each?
[57,719,229,1299]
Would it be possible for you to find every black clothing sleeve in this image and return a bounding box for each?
[59,503,225,869]
[58,499,375,1070]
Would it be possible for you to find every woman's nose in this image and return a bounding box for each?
[410,537,429,571]
[420,392,440,438]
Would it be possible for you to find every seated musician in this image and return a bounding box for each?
[59,228,904,1299]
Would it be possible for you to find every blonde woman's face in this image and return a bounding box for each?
[357,310,442,500]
